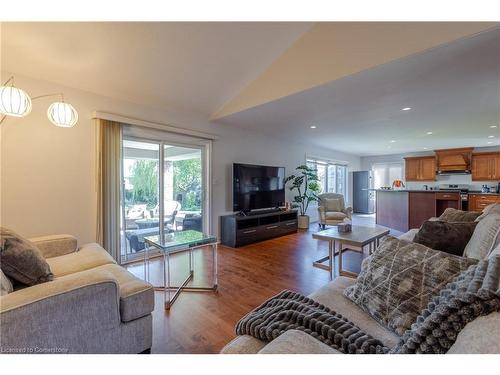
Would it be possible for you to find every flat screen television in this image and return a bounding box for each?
[233,163,285,212]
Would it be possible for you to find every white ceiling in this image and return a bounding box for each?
[219,27,500,156]
[1,22,312,115]
[2,22,499,157]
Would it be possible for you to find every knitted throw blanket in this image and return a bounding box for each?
[235,290,390,354]
[392,256,500,354]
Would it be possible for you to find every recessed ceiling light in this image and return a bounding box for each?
[426,131,433,135]
[310,125,317,129]
[487,141,493,144]
[490,125,498,128]
[488,135,495,138]
[390,140,396,143]
[401,107,412,111]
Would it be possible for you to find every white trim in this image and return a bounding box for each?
[306,154,349,166]
[92,111,218,140]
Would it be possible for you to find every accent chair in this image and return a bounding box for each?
[317,193,353,229]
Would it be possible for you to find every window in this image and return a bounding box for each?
[372,162,403,189]
[306,158,348,199]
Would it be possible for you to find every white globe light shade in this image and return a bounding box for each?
[0,86,32,117]
[47,102,78,128]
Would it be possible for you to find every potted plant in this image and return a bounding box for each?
[284,165,321,229]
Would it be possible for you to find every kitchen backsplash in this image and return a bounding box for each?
[405,174,499,191]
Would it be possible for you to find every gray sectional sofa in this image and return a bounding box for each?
[221,276,500,354]
[221,207,500,354]
[0,235,154,354]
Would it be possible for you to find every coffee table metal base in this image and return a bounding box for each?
[312,240,339,276]
[312,226,389,280]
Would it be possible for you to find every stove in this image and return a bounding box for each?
[438,184,470,206]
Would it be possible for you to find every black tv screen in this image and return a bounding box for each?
[233,163,285,212]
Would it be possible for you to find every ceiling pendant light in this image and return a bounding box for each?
[47,101,78,128]
[0,77,32,118]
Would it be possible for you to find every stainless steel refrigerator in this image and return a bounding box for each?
[353,171,375,214]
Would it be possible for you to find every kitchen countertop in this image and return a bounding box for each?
[374,189,500,195]
[373,189,455,193]
[469,191,500,196]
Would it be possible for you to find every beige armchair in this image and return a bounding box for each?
[317,193,353,229]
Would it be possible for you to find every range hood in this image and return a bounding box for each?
[436,169,471,175]
[435,147,473,175]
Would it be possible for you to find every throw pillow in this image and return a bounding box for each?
[323,198,342,212]
[438,207,481,222]
[464,213,500,260]
[0,227,54,286]
[343,236,477,336]
[413,220,477,256]
[475,203,500,222]
[0,269,14,296]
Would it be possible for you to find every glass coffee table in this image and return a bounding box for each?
[312,225,390,280]
[144,230,218,309]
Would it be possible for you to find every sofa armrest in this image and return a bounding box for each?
[397,228,419,242]
[447,312,500,354]
[343,206,353,219]
[317,206,326,223]
[29,234,78,258]
[0,268,121,353]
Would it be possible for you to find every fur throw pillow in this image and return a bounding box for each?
[0,227,53,286]
[413,220,477,256]
[438,208,481,223]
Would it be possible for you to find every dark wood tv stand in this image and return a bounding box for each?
[220,209,298,248]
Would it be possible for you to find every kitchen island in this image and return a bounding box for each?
[375,189,461,232]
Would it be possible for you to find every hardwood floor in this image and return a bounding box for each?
[126,216,399,354]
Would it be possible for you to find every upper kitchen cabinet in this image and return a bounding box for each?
[435,147,473,174]
[471,152,500,180]
[420,157,437,181]
[404,156,436,181]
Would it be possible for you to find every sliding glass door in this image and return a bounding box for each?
[163,145,203,233]
[120,132,210,264]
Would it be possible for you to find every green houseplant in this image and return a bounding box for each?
[284,165,321,229]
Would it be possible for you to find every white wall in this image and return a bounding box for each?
[0,73,361,243]
[360,147,500,191]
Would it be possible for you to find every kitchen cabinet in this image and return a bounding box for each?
[469,194,500,212]
[377,190,465,232]
[376,191,410,232]
[404,156,436,181]
[405,158,419,181]
[496,155,500,180]
[408,192,436,229]
[471,152,500,181]
[435,192,461,216]
[420,157,437,180]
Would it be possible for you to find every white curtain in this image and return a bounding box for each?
[96,119,122,263]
